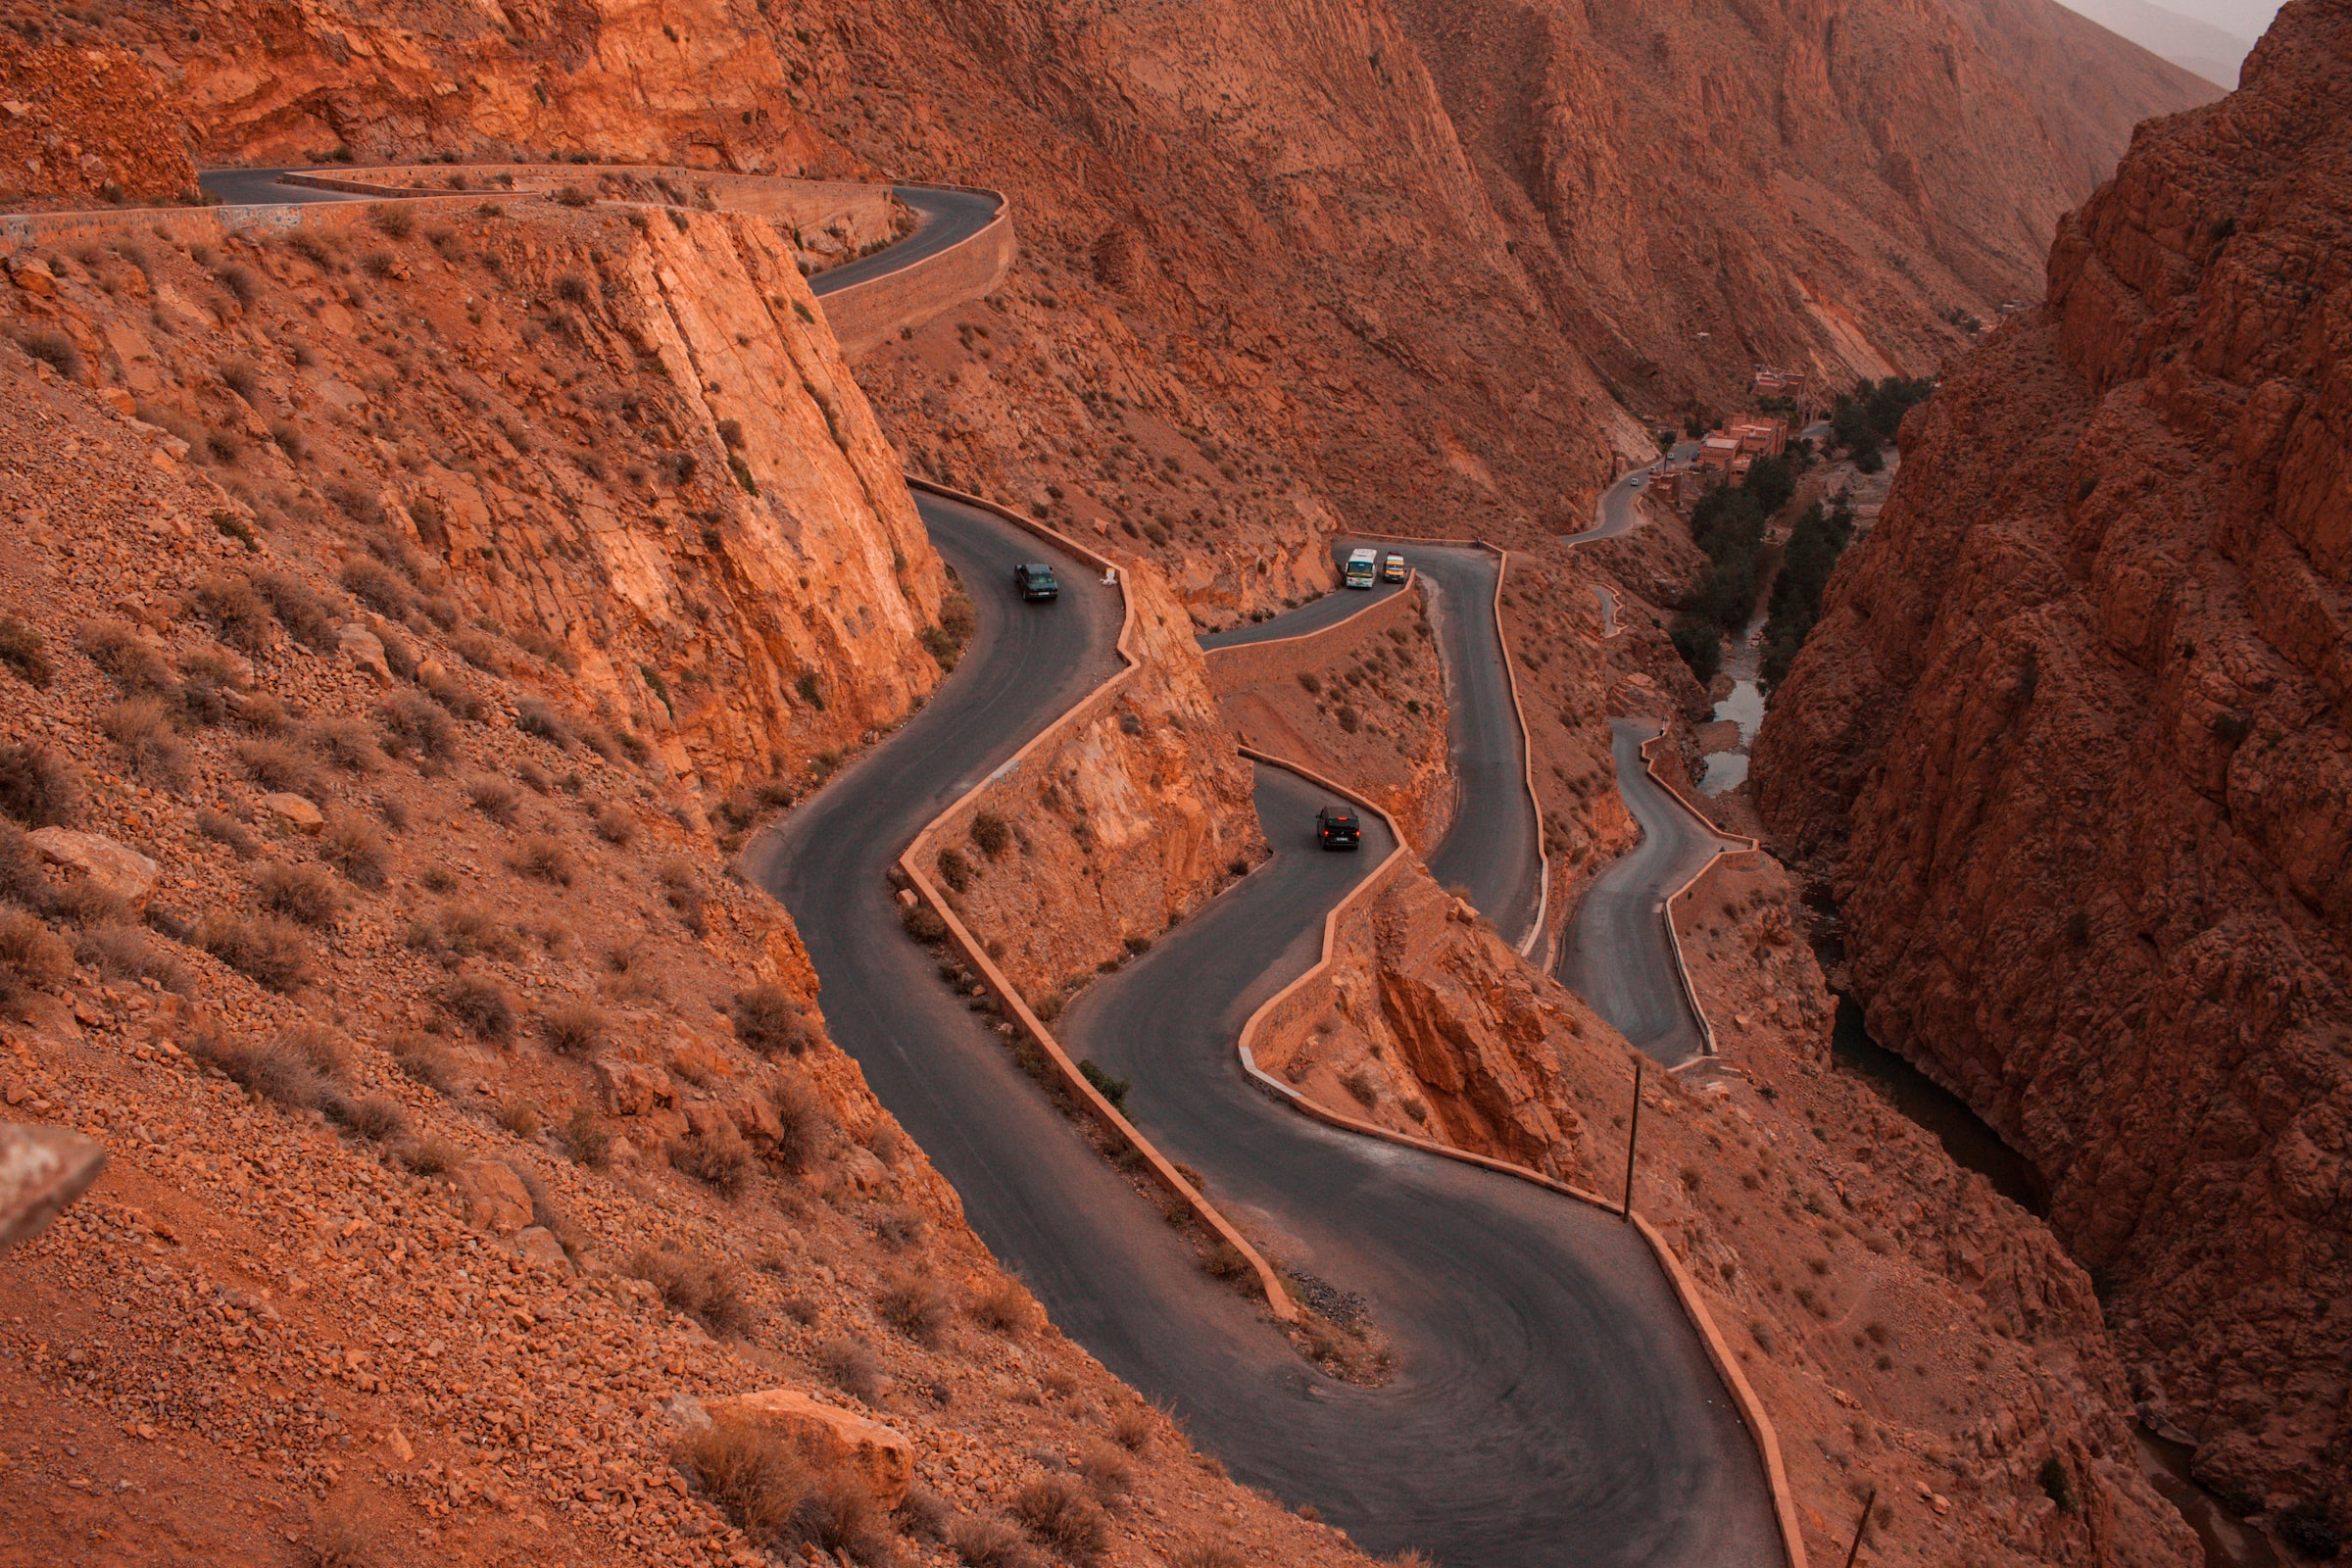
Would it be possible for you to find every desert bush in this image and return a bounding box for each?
[255,860,340,926]
[495,1099,543,1139]
[936,846,973,892]
[388,1030,454,1093]
[0,612,51,687]
[101,698,189,786]
[670,1124,755,1198]
[877,1272,953,1346]
[236,738,326,800]
[950,1519,1044,1568]
[560,1105,612,1166]
[1011,1475,1106,1566]
[196,914,311,991]
[1074,1441,1131,1506]
[466,776,519,824]
[1340,1064,1380,1108]
[730,984,809,1056]
[970,810,1011,858]
[14,325,81,379]
[176,648,245,725]
[308,716,379,774]
[0,743,78,827]
[191,575,273,653]
[1108,1403,1155,1453]
[659,858,708,932]
[676,1417,889,1562]
[1169,1544,1245,1568]
[76,924,194,995]
[512,834,572,885]
[377,691,457,761]
[540,1000,608,1057]
[78,619,176,696]
[424,668,489,723]
[195,808,259,858]
[254,571,340,652]
[370,204,416,239]
[902,901,948,944]
[765,1072,830,1173]
[628,1247,753,1336]
[303,1506,382,1568]
[400,1135,462,1175]
[812,1336,883,1402]
[188,1024,330,1109]
[335,1095,410,1143]
[319,810,389,887]
[514,699,572,748]
[410,905,522,963]
[0,909,71,1004]
[972,1275,1041,1339]
[441,971,516,1042]
[591,803,635,845]
[238,692,290,733]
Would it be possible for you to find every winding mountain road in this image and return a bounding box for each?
[170,166,1778,1564]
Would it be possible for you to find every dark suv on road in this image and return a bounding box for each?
[1315,806,1361,850]
[1012,562,1058,601]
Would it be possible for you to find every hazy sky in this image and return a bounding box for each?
[2162,0,2283,38]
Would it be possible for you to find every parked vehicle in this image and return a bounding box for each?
[1344,548,1379,589]
[1315,806,1361,850]
[1011,562,1058,601]
[1381,552,1407,583]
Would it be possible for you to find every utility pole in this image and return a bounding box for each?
[1621,1058,1643,1221]
[1841,1487,1879,1568]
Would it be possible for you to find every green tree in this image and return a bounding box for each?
[1670,615,1722,684]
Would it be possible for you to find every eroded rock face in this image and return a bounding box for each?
[931,560,1267,1005]
[1753,0,2351,1523]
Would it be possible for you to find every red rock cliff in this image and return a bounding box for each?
[1753,0,2351,1534]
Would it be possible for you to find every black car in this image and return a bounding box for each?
[1315,806,1361,850]
[1012,562,1058,601]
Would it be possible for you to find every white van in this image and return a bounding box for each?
[1344,548,1379,588]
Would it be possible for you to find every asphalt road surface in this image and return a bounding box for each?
[1204,538,1543,950]
[1554,721,1748,1067]
[809,186,1001,298]
[750,497,1779,1565]
[196,168,367,206]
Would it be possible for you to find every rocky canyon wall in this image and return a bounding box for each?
[1754,0,2351,1536]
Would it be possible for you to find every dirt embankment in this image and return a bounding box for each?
[917,560,1268,1014]
[1266,849,2198,1567]
[1753,0,2352,1534]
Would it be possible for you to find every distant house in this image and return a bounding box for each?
[1695,433,1743,470]
[1723,416,1788,458]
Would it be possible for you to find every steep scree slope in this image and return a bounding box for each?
[1754,0,2351,1531]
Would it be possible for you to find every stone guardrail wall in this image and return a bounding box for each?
[0,188,504,251]
[1228,745,1807,1568]
[891,477,1301,1326]
[818,192,1014,360]
[1199,578,1422,697]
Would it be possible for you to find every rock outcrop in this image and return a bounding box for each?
[1754,0,2351,1533]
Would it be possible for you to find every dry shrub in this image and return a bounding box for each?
[765,1071,830,1173]
[670,1124,755,1198]
[192,575,273,653]
[410,905,521,964]
[812,1336,883,1402]
[1074,1442,1131,1507]
[102,698,189,786]
[189,1022,337,1110]
[338,557,408,616]
[302,1507,382,1568]
[0,743,78,827]
[255,860,340,926]
[197,914,312,991]
[660,858,708,933]
[308,717,379,774]
[441,971,516,1042]
[873,1206,925,1251]
[560,1105,611,1166]
[78,618,176,696]
[388,1030,454,1093]
[336,1096,410,1143]
[628,1247,753,1337]
[236,738,326,800]
[591,803,635,845]
[421,667,486,721]
[319,811,389,887]
[512,834,571,885]
[238,691,291,733]
[196,808,259,858]
[972,1275,1041,1339]
[377,691,457,762]
[177,648,245,725]
[1011,1475,1107,1567]
[676,1417,889,1562]
[401,1135,462,1176]
[0,909,71,1003]
[496,1099,543,1139]
[13,325,81,379]
[1169,1544,1245,1568]
[466,775,519,824]
[950,1518,1045,1568]
[540,1000,609,1057]
[254,571,340,652]
[76,924,194,995]
[514,699,571,748]
[0,612,52,687]
[1108,1403,1155,1453]
[876,1272,953,1347]
[1340,1063,1381,1108]
[731,983,809,1056]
